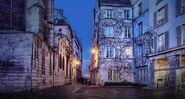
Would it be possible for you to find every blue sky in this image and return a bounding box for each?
[55,0,96,75]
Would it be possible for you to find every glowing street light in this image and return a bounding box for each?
[91,48,96,54]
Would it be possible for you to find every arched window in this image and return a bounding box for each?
[59,54,62,69]
[104,46,115,58]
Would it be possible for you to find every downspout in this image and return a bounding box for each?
[30,36,33,91]
[53,51,55,87]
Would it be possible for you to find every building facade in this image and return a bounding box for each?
[148,0,185,90]
[131,0,150,85]
[0,1,82,92]
[91,0,134,85]
[91,0,185,90]
[54,9,82,84]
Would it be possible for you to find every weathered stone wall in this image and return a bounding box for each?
[0,32,33,92]
[0,32,66,92]
[31,34,55,90]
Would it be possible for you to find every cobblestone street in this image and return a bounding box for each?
[0,84,185,99]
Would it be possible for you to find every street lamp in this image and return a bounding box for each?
[91,48,96,54]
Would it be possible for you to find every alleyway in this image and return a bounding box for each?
[0,84,184,99]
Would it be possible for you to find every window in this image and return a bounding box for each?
[124,10,129,19]
[176,25,185,46]
[106,9,113,18]
[59,55,62,70]
[183,25,185,44]
[158,34,165,51]
[138,3,142,15]
[125,46,132,58]
[105,27,114,37]
[108,70,119,81]
[124,27,131,38]
[49,52,52,76]
[156,0,163,5]
[104,46,115,58]
[139,69,147,81]
[62,56,65,70]
[176,0,185,16]
[42,48,45,75]
[137,44,143,64]
[154,5,168,27]
[0,0,25,30]
[138,22,143,35]
[157,8,165,21]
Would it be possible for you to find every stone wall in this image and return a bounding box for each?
[0,32,65,92]
[0,32,33,92]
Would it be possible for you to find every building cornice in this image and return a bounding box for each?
[149,45,185,57]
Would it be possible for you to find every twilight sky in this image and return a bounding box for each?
[54,0,96,75]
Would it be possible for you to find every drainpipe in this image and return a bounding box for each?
[53,52,55,87]
[30,37,33,91]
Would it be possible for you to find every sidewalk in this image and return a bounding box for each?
[67,83,88,93]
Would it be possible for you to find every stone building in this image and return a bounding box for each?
[147,0,185,90]
[131,0,150,85]
[54,9,73,85]
[0,0,82,92]
[54,9,82,84]
[91,0,185,90]
[0,0,25,31]
[90,0,134,86]
[132,0,185,90]
[71,34,82,83]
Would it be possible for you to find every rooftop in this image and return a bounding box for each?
[98,0,131,6]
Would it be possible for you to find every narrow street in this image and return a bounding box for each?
[0,84,184,99]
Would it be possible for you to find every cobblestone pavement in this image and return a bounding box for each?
[0,85,185,99]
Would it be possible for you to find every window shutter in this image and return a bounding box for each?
[154,12,157,27]
[164,4,168,22]
[165,31,169,50]
[154,36,157,52]
[176,0,181,16]
[176,26,182,46]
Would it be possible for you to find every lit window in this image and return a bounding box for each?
[105,27,114,37]
[125,46,132,58]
